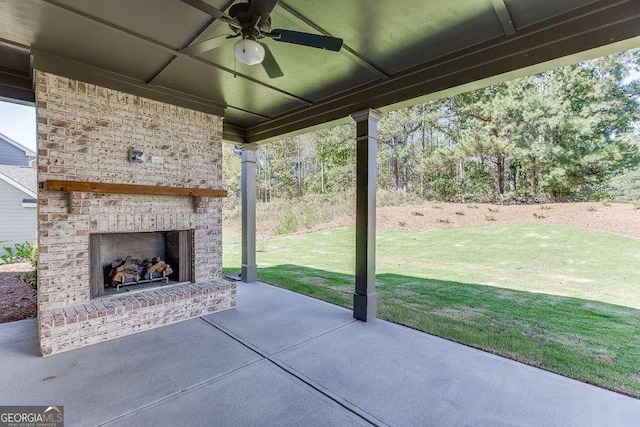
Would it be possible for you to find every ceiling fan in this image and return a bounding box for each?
[180,0,344,78]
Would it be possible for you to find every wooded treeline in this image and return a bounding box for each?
[224,51,640,204]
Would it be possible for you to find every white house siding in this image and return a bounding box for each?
[0,179,37,248]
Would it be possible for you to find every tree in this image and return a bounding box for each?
[378,108,422,191]
[312,124,356,194]
[223,49,640,206]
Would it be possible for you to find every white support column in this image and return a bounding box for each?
[241,146,257,283]
[351,109,382,321]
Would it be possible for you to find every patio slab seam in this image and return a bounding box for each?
[267,357,388,427]
[200,315,357,358]
[199,317,385,426]
[96,357,266,426]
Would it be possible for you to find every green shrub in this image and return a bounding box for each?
[15,244,37,291]
[436,218,450,223]
[428,177,458,202]
[377,189,423,206]
[411,211,424,216]
[398,221,407,227]
[455,211,465,216]
[1,241,34,264]
[275,210,299,235]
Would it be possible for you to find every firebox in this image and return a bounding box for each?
[89,230,193,297]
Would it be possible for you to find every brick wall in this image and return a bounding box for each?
[34,71,233,355]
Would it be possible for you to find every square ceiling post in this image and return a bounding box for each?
[241,146,257,283]
[351,109,382,321]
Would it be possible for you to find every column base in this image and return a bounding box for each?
[241,264,257,283]
[353,292,378,322]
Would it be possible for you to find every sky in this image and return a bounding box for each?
[0,101,37,152]
[1,69,639,154]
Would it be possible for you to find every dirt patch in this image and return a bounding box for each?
[229,201,640,242]
[0,263,37,324]
[378,202,640,238]
[300,202,640,239]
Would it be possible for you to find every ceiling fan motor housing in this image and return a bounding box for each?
[229,2,272,38]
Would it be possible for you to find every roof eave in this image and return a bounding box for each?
[0,172,38,199]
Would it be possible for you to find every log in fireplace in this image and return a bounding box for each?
[109,256,174,291]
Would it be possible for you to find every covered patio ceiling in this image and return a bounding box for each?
[1,0,640,144]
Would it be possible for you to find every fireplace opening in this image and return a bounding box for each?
[89,230,193,298]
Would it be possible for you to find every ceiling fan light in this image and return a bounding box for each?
[234,38,265,65]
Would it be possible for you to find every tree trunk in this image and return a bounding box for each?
[402,154,409,192]
[297,147,302,198]
[495,152,505,197]
[391,155,399,190]
[508,158,517,193]
[264,152,269,202]
[530,156,538,197]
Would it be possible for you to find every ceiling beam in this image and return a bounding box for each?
[491,0,516,35]
[0,40,34,104]
[0,85,35,103]
[223,121,248,143]
[32,49,227,117]
[0,69,31,87]
[148,0,237,85]
[38,0,312,106]
[0,38,30,53]
[227,105,271,120]
[146,16,217,84]
[277,1,389,79]
[0,68,33,103]
[242,0,640,143]
[177,0,235,23]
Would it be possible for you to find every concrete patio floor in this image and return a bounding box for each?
[1,282,639,426]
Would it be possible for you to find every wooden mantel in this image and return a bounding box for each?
[40,180,227,198]
[39,180,227,214]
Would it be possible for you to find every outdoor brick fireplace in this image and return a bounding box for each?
[34,70,235,356]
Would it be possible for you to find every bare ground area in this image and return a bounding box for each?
[305,202,640,239]
[376,202,640,238]
[0,263,36,324]
[228,202,640,240]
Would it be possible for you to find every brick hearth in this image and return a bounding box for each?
[39,282,235,356]
[34,70,235,356]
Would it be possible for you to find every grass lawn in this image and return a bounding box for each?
[223,223,640,397]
